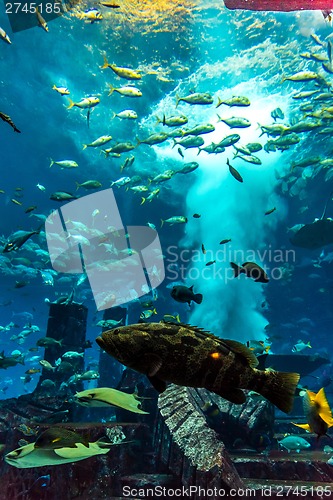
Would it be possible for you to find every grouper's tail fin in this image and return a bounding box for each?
[253,370,300,414]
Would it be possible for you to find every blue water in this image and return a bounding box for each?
[0,2,332,400]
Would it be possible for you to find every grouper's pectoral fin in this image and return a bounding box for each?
[213,388,246,405]
[148,375,167,393]
[143,353,162,377]
[143,353,165,393]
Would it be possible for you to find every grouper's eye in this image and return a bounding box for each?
[113,329,120,335]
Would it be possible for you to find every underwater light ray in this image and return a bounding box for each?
[152,78,290,343]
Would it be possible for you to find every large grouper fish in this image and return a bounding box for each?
[96,322,300,414]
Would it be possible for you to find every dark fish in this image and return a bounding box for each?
[0,111,21,133]
[12,257,31,266]
[176,92,213,107]
[299,104,314,112]
[18,439,29,446]
[56,361,73,373]
[137,132,169,146]
[291,156,321,170]
[36,337,62,347]
[50,191,77,201]
[201,243,206,254]
[193,213,201,218]
[265,207,276,216]
[201,402,220,419]
[234,153,261,165]
[214,134,240,149]
[171,285,203,305]
[96,322,300,413]
[290,219,333,249]
[166,128,185,139]
[105,142,135,155]
[158,114,188,127]
[15,280,29,288]
[251,433,271,452]
[206,260,215,266]
[217,115,250,129]
[271,107,284,121]
[290,190,333,249]
[25,368,40,374]
[198,143,222,155]
[176,162,199,174]
[230,262,269,283]
[25,205,37,213]
[227,158,243,183]
[322,62,333,75]
[177,147,184,158]
[34,427,89,449]
[292,388,333,439]
[3,229,41,253]
[232,439,259,454]
[246,142,262,153]
[267,133,300,149]
[220,239,231,244]
[216,96,250,108]
[264,142,276,153]
[120,155,135,172]
[173,136,204,149]
[0,351,25,369]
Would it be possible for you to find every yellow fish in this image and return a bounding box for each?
[67,96,100,110]
[292,387,333,439]
[78,9,103,22]
[53,85,70,96]
[102,56,141,80]
[36,7,48,32]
